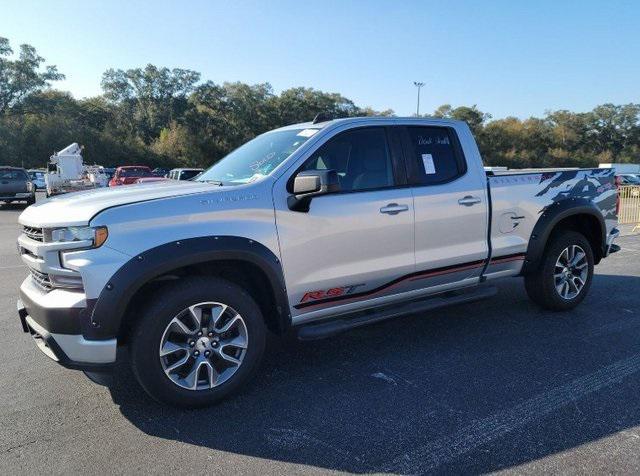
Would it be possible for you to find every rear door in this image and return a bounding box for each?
[273,126,416,322]
[401,125,489,287]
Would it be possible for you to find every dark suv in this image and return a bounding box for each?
[0,167,35,205]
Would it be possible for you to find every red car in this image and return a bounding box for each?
[108,166,153,186]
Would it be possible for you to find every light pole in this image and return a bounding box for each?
[413,81,425,116]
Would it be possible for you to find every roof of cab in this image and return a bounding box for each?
[273,116,466,133]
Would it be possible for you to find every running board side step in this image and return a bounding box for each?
[296,285,498,340]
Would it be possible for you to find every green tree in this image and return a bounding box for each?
[101,64,201,143]
[0,37,64,114]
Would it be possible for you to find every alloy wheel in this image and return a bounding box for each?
[553,245,588,300]
[159,301,248,390]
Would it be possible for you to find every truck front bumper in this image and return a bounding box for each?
[17,277,117,371]
[1,192,33,201]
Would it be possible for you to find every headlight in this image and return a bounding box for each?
[50,226,109,247]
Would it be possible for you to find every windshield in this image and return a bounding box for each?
[196,128,319,185]
[0,169,28,180]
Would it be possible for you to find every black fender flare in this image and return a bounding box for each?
[83,236,289,340]
[520,198,606,275]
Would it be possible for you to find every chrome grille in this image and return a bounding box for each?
[23,226,44,242]
[29,268,53,291]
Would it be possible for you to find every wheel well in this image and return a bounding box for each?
[118,259,284,343]
[549,213,604,263]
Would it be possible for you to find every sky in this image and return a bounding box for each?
[2,0,639,119]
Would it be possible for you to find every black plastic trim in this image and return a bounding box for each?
[18,287,87,334]
[21,316,116,371]
[520,198,607,275]
[297,285,498,340]
[87,236,289,339]
[18,308,116,371]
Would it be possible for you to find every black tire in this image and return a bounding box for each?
[130,276,266,408]
[524,230,594,311]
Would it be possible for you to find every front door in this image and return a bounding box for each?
[273,126,415,323]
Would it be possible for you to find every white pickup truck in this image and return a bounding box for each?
[16,117,619,407]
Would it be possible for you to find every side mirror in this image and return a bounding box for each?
[288,169,340,212]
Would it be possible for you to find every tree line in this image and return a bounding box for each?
[1,37,638,170]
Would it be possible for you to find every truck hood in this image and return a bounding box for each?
[19,181,220,227]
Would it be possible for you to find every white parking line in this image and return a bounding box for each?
[380,353,640,474]
[0,265,25,270]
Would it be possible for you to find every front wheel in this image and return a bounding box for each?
[524,230,594,311]
[130,277,266,408]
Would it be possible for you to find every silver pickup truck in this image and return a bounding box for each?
[16,117,619,407]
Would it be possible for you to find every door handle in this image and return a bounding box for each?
[458,196,481,207]
[380,203,409,215]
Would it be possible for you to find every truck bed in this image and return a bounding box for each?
[484,168,617,278]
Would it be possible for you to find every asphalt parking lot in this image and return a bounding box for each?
[1,195,640,474]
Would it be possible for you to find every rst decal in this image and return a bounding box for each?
[300,284,366,303]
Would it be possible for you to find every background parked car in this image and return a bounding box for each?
[616,174,640,186]
[168,168,204,181]
[102,167,115,181]
[152,167,171,177]
[0,166,35,205]
[27,169,46,190]
[108,166,153,186]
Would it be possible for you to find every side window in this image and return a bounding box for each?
[406,127,466,185]
[303,128,394,192]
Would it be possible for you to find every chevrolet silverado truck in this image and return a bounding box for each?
[16,117,620,407]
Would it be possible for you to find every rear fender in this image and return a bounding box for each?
[520,198,606,275]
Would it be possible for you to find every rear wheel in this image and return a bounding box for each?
[130,277,266,407]
[525,230,594,311]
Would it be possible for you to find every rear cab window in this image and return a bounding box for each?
[403,127,467,185]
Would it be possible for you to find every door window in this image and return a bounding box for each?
[405,127,466,185]
[303,128,395,192]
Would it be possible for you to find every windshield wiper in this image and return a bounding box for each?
[201,180,224,186]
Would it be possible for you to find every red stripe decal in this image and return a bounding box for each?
[294,260,486,311]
